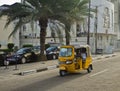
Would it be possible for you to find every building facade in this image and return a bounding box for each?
[71,0,115,53]
[109,0,120,50]
[91,0,115,53]
[0,16,15,49]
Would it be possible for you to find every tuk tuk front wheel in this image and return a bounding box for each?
[59,70,66,76]
[87,65,92,73]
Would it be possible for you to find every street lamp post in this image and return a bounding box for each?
[87,0,91,45]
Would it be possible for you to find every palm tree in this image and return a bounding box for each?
[0,0,92,60]
[48,20,65,44]
[0,0,77,60]
[60,0,92,45]
[48,0,93,45]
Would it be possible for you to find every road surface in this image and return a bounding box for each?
[0,54,120,91]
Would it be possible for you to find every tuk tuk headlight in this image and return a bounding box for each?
[66,60,73,64]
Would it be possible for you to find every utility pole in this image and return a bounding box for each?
[87,0,91,45]
[95,6,98,54]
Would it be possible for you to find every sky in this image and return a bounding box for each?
[0,0,20,6]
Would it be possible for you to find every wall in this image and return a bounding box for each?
[0,16,14,49]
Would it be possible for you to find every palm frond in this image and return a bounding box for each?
[49,20,64,43]
[8,19,23,38]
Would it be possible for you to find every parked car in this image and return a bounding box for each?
[32,46,40,54]
[0,51,7,66]
[46,46,59,60]
[5,47,38,65]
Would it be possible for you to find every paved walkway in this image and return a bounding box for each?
[0,52,118,78]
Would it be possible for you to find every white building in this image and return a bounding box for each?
[91,0,115,53]
[110,0,120,50]
[73,0,115,53]
[19,21,66,47]
[0,16,19,49]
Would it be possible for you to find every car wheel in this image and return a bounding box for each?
[4,60,9,66]
[53,55,56,60]
[21,57,26,64]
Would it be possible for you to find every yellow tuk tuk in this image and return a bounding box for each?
[58,44,93,76]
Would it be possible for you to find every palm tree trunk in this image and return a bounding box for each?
[65,30,70,45]
[65,24,71,45]
[39,18,48,61]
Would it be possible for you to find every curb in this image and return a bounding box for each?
[20,69,37,76]
[19,65,59,76]
[93,54,116,60]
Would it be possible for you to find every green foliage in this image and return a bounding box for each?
[0,49,13,53]
[7,43,14,49]
[22,44,33,48]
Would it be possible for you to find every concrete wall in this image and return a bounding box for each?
[0,16,14,49]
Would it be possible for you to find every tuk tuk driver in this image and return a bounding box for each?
[81,48,87,62]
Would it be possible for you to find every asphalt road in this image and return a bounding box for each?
[0,54,120,91]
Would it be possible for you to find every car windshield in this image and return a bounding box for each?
[17,48,29,54]
[59,48,72,57]
[33,46,40,50]
[32,46,40,52]
[46,46,57,51]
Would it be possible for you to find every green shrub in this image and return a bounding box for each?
[7,43,14,49]
[0,49,13,53]
[23,44,33,48]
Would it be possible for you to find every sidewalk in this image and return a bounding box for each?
[0,52,118,77]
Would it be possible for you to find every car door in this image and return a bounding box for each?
[24,48,32,60]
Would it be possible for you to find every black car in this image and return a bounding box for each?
[0,51,7,66]
[5,47,38,65]
[46,46,59,60]
[32,46,40,54]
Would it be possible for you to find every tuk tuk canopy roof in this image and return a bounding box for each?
[60,44,90,49]
[60,44,91,56]
[71,44,90,49]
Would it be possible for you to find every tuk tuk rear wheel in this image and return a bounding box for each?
[59,70,66,76]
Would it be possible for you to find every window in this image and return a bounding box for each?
[59,48,72,57]
[103,7,110,28]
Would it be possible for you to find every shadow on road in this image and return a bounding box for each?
[13,72,89,91]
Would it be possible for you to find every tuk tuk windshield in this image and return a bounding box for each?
[59,48,72,57]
